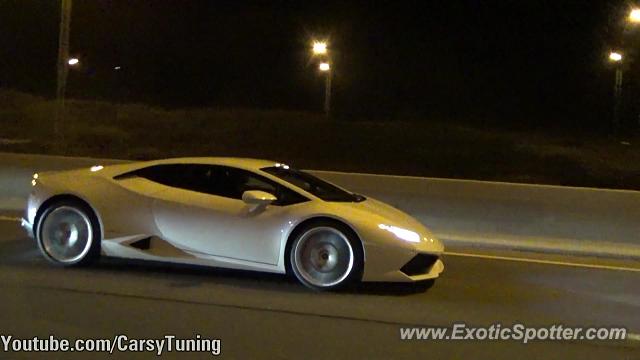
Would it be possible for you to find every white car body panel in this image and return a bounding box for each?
[22,157,445,282]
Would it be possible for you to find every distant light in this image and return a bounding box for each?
[319,62,331,71]
[630,8,640,23]
[312,41,328,55]
[67,58,79,66]
[31,179,37,187]
[609,52,623,62]
[114,66,121,70]
[33,173,39,180]
[90,165,104,172]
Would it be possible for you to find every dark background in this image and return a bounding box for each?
[0,1,631,130]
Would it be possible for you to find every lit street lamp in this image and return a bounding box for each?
[609,52,622,62]
[67,57,79,66]
[312,41,328,55]
[630,8,640,23]
[319,62,330,71]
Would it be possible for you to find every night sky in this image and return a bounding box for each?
[0,1,623,128]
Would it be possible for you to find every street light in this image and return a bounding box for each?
[312,41,327,55]
[609,51,623,137]
[317,62,332,119]
[630,8,640,23]
[67,57,79,66]
[311,40,332,119]
[55,0,72,142]
[609,51,623,62]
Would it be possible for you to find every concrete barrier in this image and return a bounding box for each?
[1,152,639,258]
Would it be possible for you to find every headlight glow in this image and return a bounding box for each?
[378,224,421,243]
[90,165,104,172]
[28,207,37,223]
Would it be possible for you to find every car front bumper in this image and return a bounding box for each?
[362,242,444,282]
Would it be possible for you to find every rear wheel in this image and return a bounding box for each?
[289,220,363,291]
[36,200,101,266]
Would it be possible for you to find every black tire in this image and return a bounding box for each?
[288,220,364,291]
[35,199,101,267]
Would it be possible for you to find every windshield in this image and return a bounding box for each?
[262,166,365,202]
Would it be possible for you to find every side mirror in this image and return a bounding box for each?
[242,190,277,205]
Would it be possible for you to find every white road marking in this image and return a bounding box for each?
[0,216,20,222]
[445,251,640,273]
[628,333,640,342]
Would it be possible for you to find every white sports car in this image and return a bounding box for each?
[21,158,444,290]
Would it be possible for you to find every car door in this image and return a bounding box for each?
[150,165,303,265]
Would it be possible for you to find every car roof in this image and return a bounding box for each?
[142,157,281,171]
[93,156,323,201]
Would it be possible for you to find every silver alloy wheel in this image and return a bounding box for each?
[40,206,93,264]
[293,226,354,287]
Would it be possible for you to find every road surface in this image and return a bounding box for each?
[0,213,638,359]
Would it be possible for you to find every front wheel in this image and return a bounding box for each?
[289,221,363,291]
[36,200,101,266]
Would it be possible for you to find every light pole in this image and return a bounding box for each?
[55,0,73,142]
[319,62,331,118]
[609,51,623,137]
[312,41,332,119]
[628,8,640,133]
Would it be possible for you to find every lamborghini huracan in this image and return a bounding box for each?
[21,158,444,290]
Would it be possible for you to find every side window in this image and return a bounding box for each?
[131,165,185,187]
[119,164,213,193]
[117,164,308,206]
[274,186,309,206]
[211,167,275,199]
[211,166,308,206]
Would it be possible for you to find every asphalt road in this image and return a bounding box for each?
[0,214,639,359]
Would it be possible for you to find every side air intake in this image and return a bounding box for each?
[400,254,439,276]
[129,237,151,250]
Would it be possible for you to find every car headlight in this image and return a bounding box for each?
[378,224,420,243]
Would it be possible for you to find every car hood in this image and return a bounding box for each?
[331,197,436,238]
[323,196,443,253]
